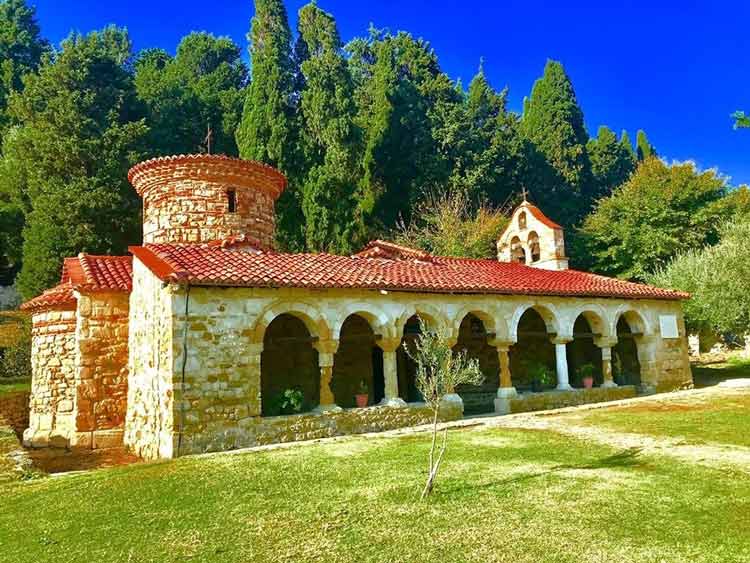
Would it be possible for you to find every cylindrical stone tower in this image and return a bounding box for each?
[128,154,286,247]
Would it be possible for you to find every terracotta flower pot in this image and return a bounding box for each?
[583,377,594,389]
[355,394,369,408]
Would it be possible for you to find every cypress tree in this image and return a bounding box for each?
[295,2,363,253]
[636,129,656,161]
[236,0,303,250]
[587,125,636,198]
[619,129,635,160]
[521,60,592,224]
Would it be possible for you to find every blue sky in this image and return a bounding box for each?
[33,0,750,187]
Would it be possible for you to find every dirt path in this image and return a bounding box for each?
[486,392,750,474]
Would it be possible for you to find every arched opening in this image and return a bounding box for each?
[510,308,556,391]
[453,314,499,414]
[528,231,541,263]
[518,211,527,230]
[331,314,384,408]
[566,315,603,387]
[261,313,320,416]
[511,236,526,264]
[397,315,426,402]
[614,316,642,386]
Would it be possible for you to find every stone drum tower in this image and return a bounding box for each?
[128,154,287,247]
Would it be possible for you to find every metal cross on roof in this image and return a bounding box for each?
[203,122,213,155]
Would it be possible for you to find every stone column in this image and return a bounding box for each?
[248,343,263,416]
[552,337,573,391]
[314,339,342,413]
[600,345,618,388]
[378,338,406,407]
[493,342,517,414]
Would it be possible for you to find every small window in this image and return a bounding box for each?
[227,189,237,213]
[528,231,541,262]
[510,236,526,264]
[518,211,527,230]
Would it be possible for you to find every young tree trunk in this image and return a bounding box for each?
[421,407,448,499]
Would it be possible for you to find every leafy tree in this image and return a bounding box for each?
[434,64,526,205]
[579,157,732,280]
[394,190,508,259]
[619,129,635,160]
[0,27,147,299]
[587,125,635,197]
[521,60,592,225]
[734,111,749,129]
[295,2,363,253]
[405,318,483,499]
[135,33,248,157]
[236,0,303,250]
[350,31,456,231]
[650,218,750,336]
[635,129,656,161]
[0,0,49,134]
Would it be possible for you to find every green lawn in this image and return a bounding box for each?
[1,398,750,563]
[0,379,30,397]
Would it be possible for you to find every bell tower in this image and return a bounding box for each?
[497,200,568,270]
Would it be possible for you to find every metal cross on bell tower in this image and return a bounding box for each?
[203,122,213,155]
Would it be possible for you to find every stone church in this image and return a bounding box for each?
[21,154,692,460]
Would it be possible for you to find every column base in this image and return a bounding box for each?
[496,386,518,398]
[556,383,574,391]
[380,397,407,408]
[494,396,514,415]
[601,381,618,389]
[313,404,343,414]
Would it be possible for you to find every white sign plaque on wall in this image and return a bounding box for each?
[659,315,679,339]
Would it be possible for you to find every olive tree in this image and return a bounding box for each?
[406,319,483,499]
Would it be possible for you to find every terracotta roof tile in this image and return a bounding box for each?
[21,255,133,312]
[129,242,688,301]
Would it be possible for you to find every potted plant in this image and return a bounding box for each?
[526,361,553,392]
[578,363,596,389]
[274,388,304,415]
[355,379,369,408]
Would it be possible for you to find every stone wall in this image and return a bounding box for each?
[0,391,30,437]
[73,292,130,448]
[125,259,176,460]
[23,308,77,447]
[508,386,637,414]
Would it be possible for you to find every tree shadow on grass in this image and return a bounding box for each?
[440,447,644,498]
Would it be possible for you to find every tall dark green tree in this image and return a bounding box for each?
[636,129,656,161]
[351,31,456,230]
[521,60,592,225]
[0,27,147,299]
[434,64,526,205]
[619,129,635,160]
[587,125,635,198]
[295,2,363,253]
[236,0,303,250]
[135,33,248,157]
[0,0,49,134]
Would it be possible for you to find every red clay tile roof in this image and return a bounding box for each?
[522,201,562,230]
[21,255,133,312]
[129,242,688,301]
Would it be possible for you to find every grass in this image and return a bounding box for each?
[1,393,750,563]
[692,355,750,387]
[0,379,30,397]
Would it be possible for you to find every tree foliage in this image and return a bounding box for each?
[650,218,750,335]
[521,60,592,225]
[134,33,248,157]
[580,157,731,280]
[295,2,363,253]
[587,126,635,198]
[734,111,749,129]
[394,190,508,259]
[0,27,147,299]
[635,129,656,161]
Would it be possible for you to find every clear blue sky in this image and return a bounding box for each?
[33,0,750,187]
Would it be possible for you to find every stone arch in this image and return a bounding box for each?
[332,313,384,408]
[395,304,450,338]
[252,300,330,343]
[332,302,390,340]
[565,305,610,341]
[510,236,526,264]
[509,303,562,342]
[609,306,651,338]
[528,231,541,263]
[451,306,502,342]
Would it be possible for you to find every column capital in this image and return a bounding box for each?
[595,336,618,349]
[551,336,573,346]
[314,338,339,355]
[489,340,515,352]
